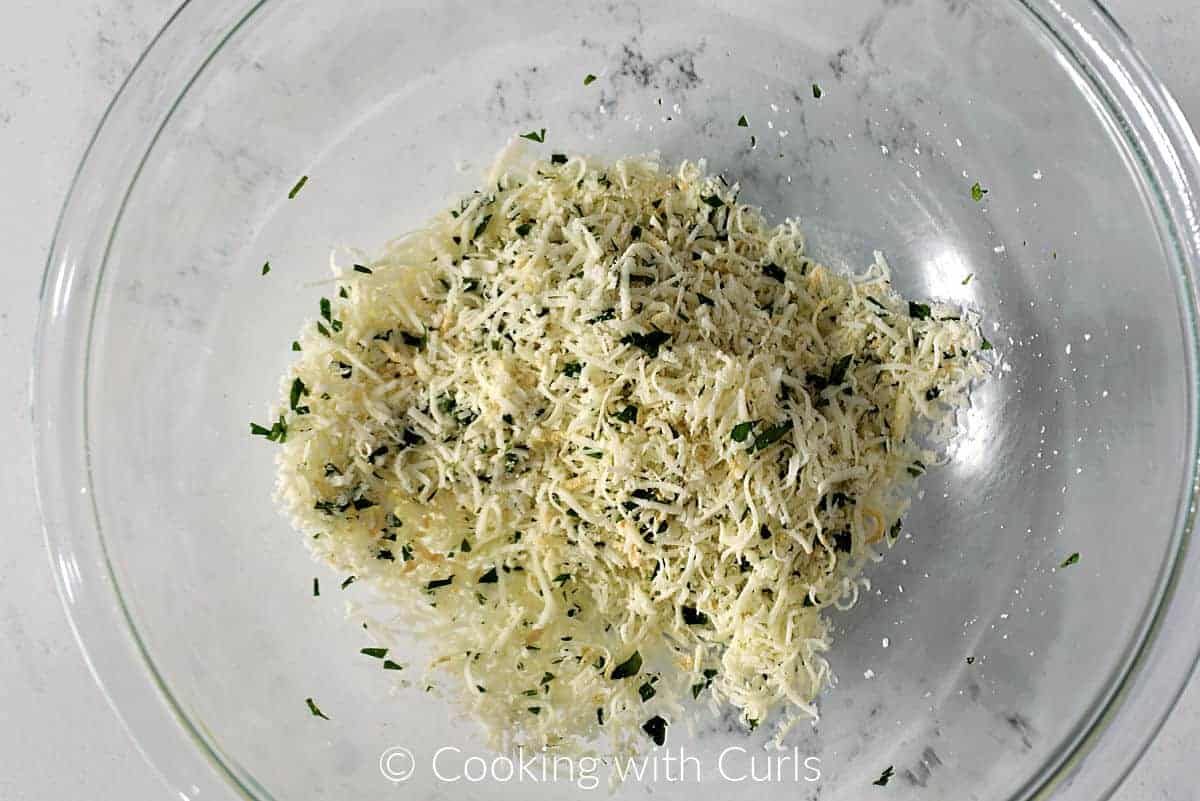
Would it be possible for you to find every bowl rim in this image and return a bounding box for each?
[31,1,1200,800]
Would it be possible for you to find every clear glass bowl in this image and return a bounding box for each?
[33,1,1200,799]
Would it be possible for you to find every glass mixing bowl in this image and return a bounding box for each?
[33,1,1200,799]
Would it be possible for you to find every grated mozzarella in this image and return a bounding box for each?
[268,146,988,757]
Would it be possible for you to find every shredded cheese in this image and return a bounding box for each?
[269,146,988,756]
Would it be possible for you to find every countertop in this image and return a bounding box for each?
[1,1,1197,799]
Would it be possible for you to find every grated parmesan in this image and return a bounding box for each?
[267,146,988,756]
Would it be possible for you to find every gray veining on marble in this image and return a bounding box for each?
[0,2,1197,800]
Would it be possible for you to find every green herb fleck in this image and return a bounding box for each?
[383,660,403,670]
[551,153,568,165]
[908,301,932,320]
[762,263,786,283]
[520,128,546,143]
[353,264,373,274]
[737,114,749,127]
[515,222,533,236]
[361,647,388,659]
[291,341,301,351]
[289,377,309,413]
[962,273,973,285]
[305,697,329,720]
[638,681,657,702]
[614,404,639,424]
[473,214,492,240]
[873,766,895,787]
[731,420,759,443]
[340,575,356,590]
[827,354,853,387]
[610,650,643,679]
[981,336,993,351]
[1060,552,1080,568]
[584,73,597,86]
[249,415,288,443]
[288,175,308,199]
[261,261,270,275]
[812,82,823,99]
[696,292,714,306]
[312,577,320,596]
[691,668,719,698]
[681,606,709,625]
[401,331,426,349]
[700,194,724,209]
[427,576,454,591]
[751,420,794,453]
[642,715,667,746]
[563,361,583,378]
[622,329,671,357]
[971,182,987,202]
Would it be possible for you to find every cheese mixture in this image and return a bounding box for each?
[262,147,988,755]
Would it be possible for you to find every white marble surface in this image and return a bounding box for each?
[1,2,1197,799]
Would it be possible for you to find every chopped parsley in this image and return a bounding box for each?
[751,420,793,452]
[550,153,568,165]
[289,377,309,414]
[563,361,583,377]
[427,576,455,591]
[873,766,895,786]
[305,697,329,720]
[583,73,597,86]
[762,262,786,283]
[515,222,533,236]
[681,606,709,625]
[473,214,492,240]
[250,416,288,443]
[731,420,759,443]
[1060,552,1080,568]
[908,301,932,320]
[261,261,270,275]
[520,128,546,143]
[642,715,667,746]
[340,575,356,590]
[288,175,308,199]
[962,273,973,285]
[700,194,724,209]
[691,668,719,698]
[291,341,301,352]
[361,647,388,659]
[737,114,749,127]
[610,651,643,679]
[638,680,657,702]
[827,354,853,387]
[971,181,988,202]
[352,264,373,274]
[812,82,823,99]
[621,329,671,357]
[981,336,994,351]
[383,660,403,670]
[613,404,639,424]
